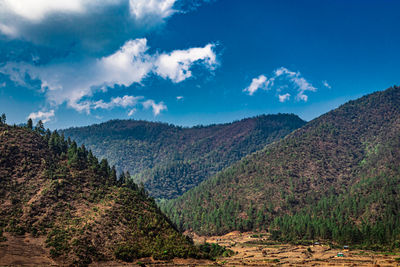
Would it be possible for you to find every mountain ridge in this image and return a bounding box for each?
[62,113,306,199]
[162,86,400,248]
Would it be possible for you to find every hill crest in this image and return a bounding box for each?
[0,123,206,265]
[62,113,306,199]
[162,86,400,248]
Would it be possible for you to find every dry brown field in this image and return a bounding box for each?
[1,231,399,266]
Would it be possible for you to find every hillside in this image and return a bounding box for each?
[62,114,305,199]
[162,86,400,248]
[0,123,211,266]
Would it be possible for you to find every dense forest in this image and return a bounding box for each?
[161,86,400,249]
[0,119,228,265]
[62,114,305,199]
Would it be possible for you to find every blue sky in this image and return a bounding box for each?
[0,0,399,129]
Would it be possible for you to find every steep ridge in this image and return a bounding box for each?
[62,114,306,199]
[162,86,400,248]
[0,124,207,265]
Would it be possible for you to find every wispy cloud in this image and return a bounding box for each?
[274,67,316,101]
[93,95,143,110]
[176,96,184,100]
[128,108,137,116]
[142,99,167,115]
[0,23,17,37]
[28,109,55,123]
[243,75,271,96]
[323,80,331,89]
[278,93,290,103]
[244,67,317,102]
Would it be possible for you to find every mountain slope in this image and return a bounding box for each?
[0,124,204,265]
[62,114,306,199]
[162,86,400,248]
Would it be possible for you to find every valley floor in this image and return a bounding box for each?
[190,231,400,267]
[1,231,399,266]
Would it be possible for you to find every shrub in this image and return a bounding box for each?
[114,243,142,262]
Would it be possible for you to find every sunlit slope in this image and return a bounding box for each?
[163,86,400,248]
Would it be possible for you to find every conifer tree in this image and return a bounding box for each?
[0,113,6,124]
[27,118,33,129]
[35,120,45,135]
[110,166,117,183]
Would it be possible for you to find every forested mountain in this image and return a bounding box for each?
[0,123,212,265]
[62,114,305,199]
[162,86,400,249]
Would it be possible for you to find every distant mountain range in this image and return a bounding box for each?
[162,86,400,249]
[62,114,306,199]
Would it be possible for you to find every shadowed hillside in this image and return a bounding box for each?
[162,86,400,249]
[0,123,213,266]
[62,114,306,199]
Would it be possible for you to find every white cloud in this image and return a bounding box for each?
[154,43,217,83]
[0,0,177,46]
[244,67,316,102]
[291,77,316,101]
[93,95,143,110]
[176,96,184,100]
[323,80,331,88]
[274,67,297,77]
[128,108,137,116]
[28,109,55,123]
[0,0,176,23]
[243,74,272,96]
[98,38,153,88]
[274,67,316,101]
[142,99,167,116]
[0,0,86,22]
[278,93,290,103]
[0,39,217,114]
[130,0,176,19]
[69,94,162,116]
[0,23,17,37]
[0,62,30,87]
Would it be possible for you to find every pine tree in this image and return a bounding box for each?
[27,118,33,129]
[67,141,79,168]
[110,166,117,183]
[0,113,6,124]
[44,129,51,142]
[35,120,45,135]
[100,159,110,177]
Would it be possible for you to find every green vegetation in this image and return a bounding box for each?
[61,114,305,199]
[161,86,400,249]
[0,121,224,265]
[198,242,234,260]
[0,113,5,124]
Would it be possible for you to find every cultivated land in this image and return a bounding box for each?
[2,231,399,267]
[191,232,400,266]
